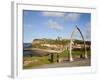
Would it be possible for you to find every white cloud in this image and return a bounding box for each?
[85,22,91,40]
[65,13,81,21]
[42,11,81,22]
[86,22,91,32]
[47,19,63,31]
[42,12,65,17]
[24,24,32,28]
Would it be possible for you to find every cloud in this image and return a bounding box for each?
[42,12,65,17]
[24,24,32,28]
[86,22,91,32]
[42,11,81,22]
[47,19,63,31]
[85,22,91,40]
[24,24,33,31]
[65,13,81,21]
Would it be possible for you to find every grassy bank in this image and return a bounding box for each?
[23,49,90,69]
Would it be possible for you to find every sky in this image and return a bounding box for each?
[23,10,91,43]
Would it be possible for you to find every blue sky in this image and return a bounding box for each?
[23,10,91,43]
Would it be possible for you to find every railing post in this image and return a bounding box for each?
[51,53,54,63]
[57,53,59,63]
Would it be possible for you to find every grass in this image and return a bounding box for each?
[23,49,91,69]
[23,56,51,69]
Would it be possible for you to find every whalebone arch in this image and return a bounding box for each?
[69,25,88,61]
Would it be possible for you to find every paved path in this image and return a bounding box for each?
[33,58,90,69]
